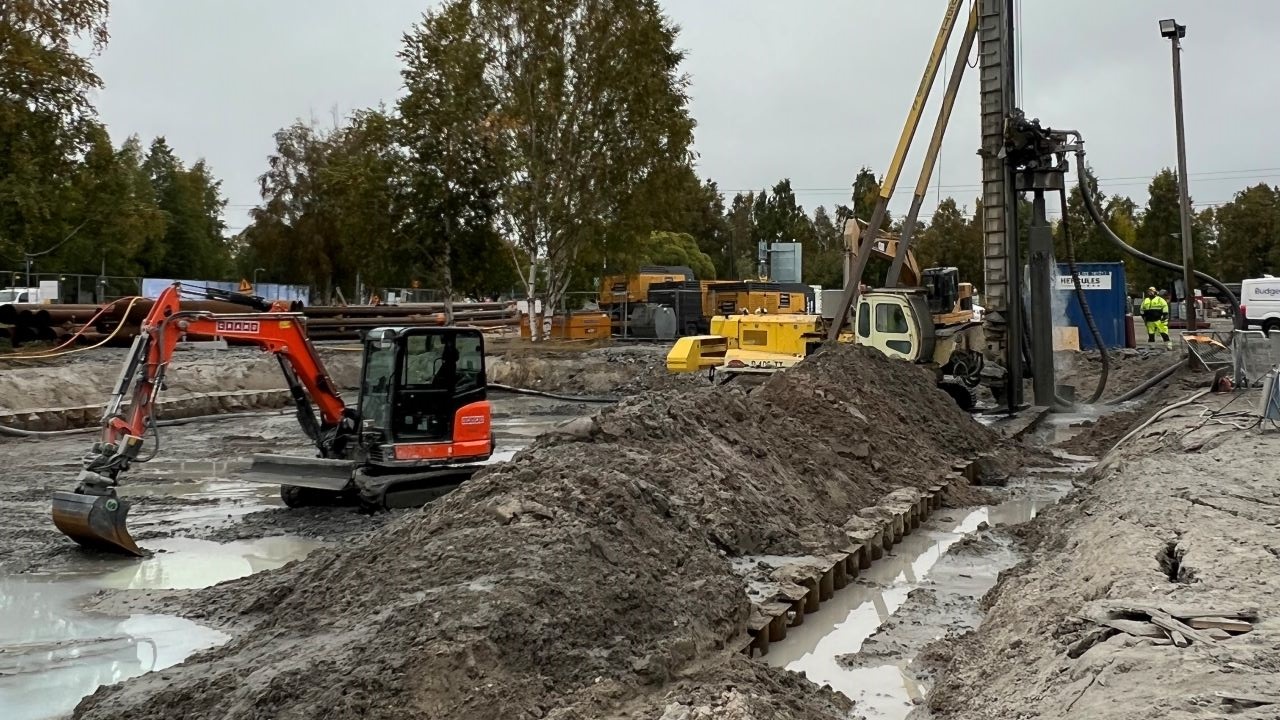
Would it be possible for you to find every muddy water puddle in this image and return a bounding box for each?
[0,535,321,720]
[763,482,1070,719]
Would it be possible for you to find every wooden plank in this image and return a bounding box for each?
[1215,691,1280,709]
[1187,617,1253,633]
[1158,604,1259,621]
[1170,630,1190,648]
[1099,619,1165,638]
[1149,611,1218,646]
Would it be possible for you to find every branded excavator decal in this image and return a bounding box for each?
[215,320,261,334]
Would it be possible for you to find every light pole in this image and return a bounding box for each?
[253,267,266,295]
[1160,18,1197,334]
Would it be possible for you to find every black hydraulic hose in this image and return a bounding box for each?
[1059,185,1110,403]
[487,383,619,404]
[1075,148,1239,314]
[1105,360,1182,405]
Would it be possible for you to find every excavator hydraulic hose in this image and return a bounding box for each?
[1059,184,1111,404]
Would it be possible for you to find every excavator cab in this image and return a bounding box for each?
[356,327,493,467]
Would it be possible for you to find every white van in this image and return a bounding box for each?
[1240,277,1280,333]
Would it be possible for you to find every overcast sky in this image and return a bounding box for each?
[91,0,1280,234]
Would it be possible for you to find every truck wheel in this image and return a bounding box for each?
[1264,320,1280,337]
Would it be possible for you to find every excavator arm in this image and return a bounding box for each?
[51,283,350,556]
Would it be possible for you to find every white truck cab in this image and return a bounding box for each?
[1240,277,1280,334]
[0,286,40,304]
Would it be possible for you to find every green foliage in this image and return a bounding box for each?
[807,206,843,288]
[0,5,231,286]
[0,0,109,266]
[850,167,891,228]
[1130,169,1212,293]
[143,138,231,278]
[1212,184,1280,282]
[1054,166,1127,265]
[640,231,715,280]
[416,0,697,313]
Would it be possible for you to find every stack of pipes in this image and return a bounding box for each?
[0,299,521,347]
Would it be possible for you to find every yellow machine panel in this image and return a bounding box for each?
[598,267,694,307]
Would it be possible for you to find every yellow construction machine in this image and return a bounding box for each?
[665,221,992,408]
[843,218,977,326]
[666,286,988,409]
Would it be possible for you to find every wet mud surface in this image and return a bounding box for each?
[926,380,1280,720]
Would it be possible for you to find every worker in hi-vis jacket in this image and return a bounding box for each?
[1141,286,1171,350]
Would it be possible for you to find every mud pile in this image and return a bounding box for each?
[73,344,1008,720]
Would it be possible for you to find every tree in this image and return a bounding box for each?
[143,137,230,279]
[915,197,983,290]
[1213,184,1280,282]
[61,129,167,277]
[244,113,405,299]
[399,4,506,317]
[724,192,755,280]
[639,231,715,280]
[1055,166,1127,264]
[807,205,843,288]
[850,167,889,227]
[1133,169,1209,293]
[0,0,110,267]
[427,0,695,336]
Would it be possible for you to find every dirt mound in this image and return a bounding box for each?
[73,344,1009,720]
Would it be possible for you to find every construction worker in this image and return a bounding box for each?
[1140,287,1171,349]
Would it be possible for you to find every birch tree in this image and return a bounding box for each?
[402,0,694,337]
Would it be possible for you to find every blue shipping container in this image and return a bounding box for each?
[1055,262,1128,350]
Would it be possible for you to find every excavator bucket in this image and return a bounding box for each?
[51,491,144,557]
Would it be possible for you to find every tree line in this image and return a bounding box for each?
[0,1,230,283]
[4,1,1279,309]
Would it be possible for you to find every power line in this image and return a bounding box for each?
[721,167,1280,196]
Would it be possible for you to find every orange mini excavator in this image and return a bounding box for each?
[51,282,494,556]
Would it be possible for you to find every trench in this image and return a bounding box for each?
[0,395,583,720]
[760,471,1082,720]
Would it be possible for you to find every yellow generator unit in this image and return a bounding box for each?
[598,265,694,308]
[667,314,827,375]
